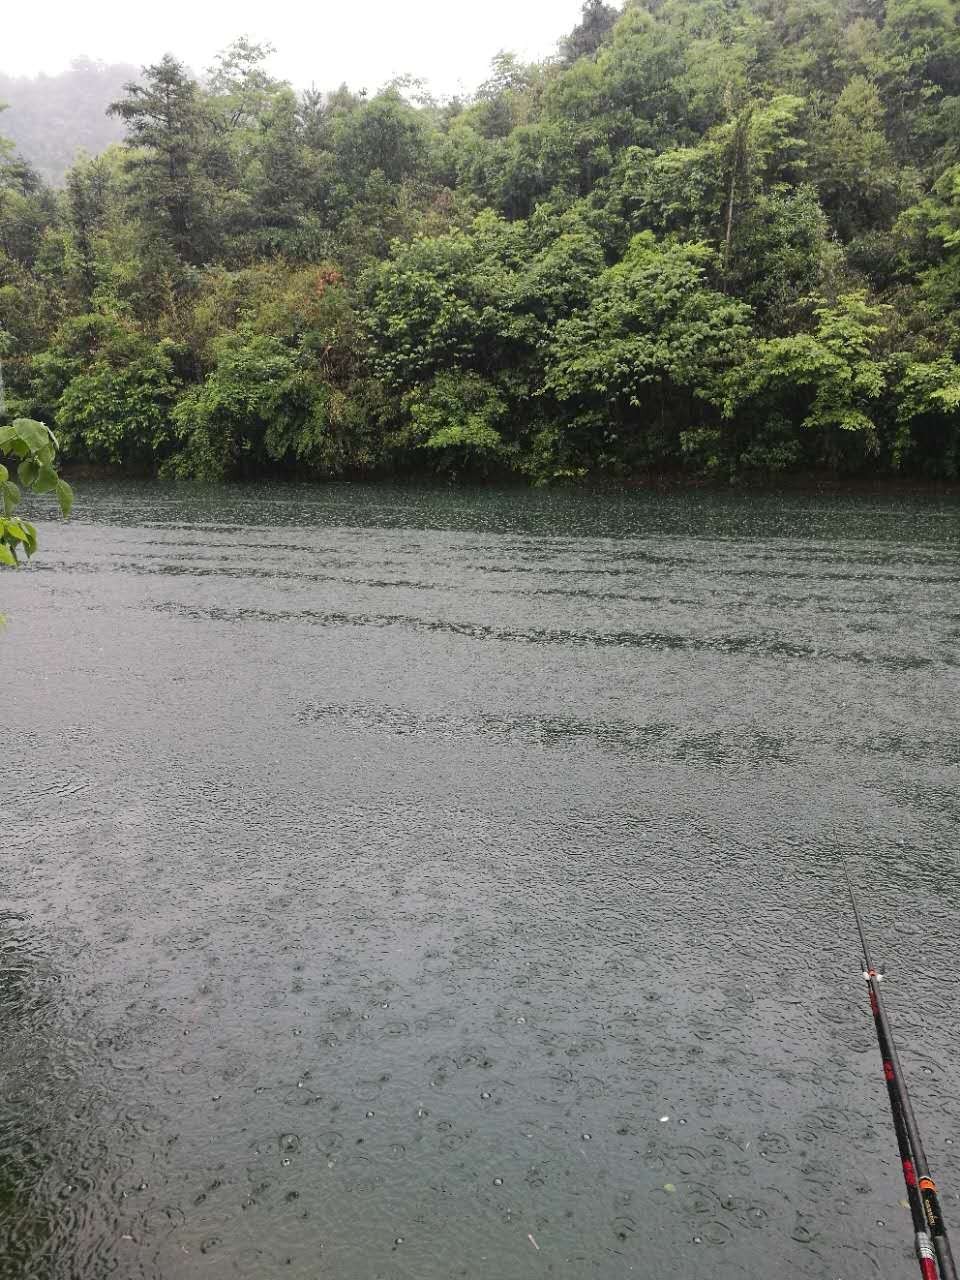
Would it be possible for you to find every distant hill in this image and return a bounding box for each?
[0,57,135,184]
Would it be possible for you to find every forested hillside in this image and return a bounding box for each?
[0,60,134,185]
[1,1,959,484]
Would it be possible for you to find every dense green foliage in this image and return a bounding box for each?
[3,3,960,483]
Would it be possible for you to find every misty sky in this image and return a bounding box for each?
[5,0,590,95]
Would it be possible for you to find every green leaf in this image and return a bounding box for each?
[56,479,73,518]
[1,480,21,513]
[33,465,58,495]
[18,458,38,487]
[0,464,6,483]
[0,542,17,567]
[11,418,50,452]
[21,520,37,556]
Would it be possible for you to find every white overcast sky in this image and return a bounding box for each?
[4,0,591,96]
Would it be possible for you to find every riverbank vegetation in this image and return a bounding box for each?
[1,1,960,483]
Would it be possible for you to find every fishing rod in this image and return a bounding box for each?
[841,853,957,1280]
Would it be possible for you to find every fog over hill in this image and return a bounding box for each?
[0,59,135,184]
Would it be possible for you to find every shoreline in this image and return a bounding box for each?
[58,462,960,499]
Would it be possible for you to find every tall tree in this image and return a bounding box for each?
[108,56,219,266]
[65,156,113,302]
[559,0,621,65]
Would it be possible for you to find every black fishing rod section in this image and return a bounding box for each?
[841,854,957,1280]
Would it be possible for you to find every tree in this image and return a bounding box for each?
[363,213,529,391]
[206,37,283,133]
[331,91,432,188]
[881,0,960,157]
[166,263,379,479]
[108,56,221,265]
[895,355,960,474]
[815,76,903,238]
[65,155,114,302]
[243,90,319,258]
[401,371,511,473]
[736,292,891,465]
[53,335,181,468]
[545,233,754,467]
[559,1,621,65]
[609,94,807,257]
[898,163,960,327]
[725,184,837,329]
[0,155,55,269]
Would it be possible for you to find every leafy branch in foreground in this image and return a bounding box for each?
[0,418,72,570]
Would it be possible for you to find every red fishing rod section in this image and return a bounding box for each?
[842,854,957,1280]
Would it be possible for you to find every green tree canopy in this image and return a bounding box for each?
[3,0,960,483]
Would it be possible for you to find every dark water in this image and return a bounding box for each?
[3,481,960,1280]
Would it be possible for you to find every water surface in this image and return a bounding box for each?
[3,482,960,1279]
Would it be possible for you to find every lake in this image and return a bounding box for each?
[3,481,959,1279]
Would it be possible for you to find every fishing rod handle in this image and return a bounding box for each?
[917,1233,939,1279]
[866,976,958,1280]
